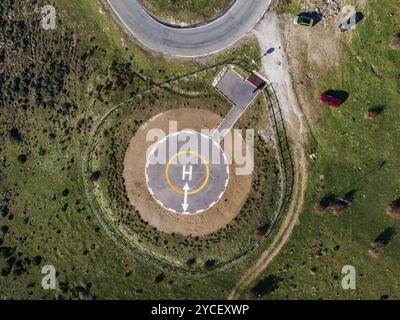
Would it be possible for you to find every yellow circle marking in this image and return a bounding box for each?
[165,151,210,195]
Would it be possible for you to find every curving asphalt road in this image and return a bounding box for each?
[105,0,272,57]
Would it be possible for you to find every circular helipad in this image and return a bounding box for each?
[145,130,229,214]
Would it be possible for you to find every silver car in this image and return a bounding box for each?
[339,12,364,32]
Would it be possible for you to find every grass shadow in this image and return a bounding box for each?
[374,227,396,246]
[250,275,281,299]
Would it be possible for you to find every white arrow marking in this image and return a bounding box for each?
[182,183,190,212]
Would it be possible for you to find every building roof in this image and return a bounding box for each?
[247,73,267,90]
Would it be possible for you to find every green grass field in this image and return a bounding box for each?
[248,0,400,299]
[1,0,399,300]
[139,0,233,24]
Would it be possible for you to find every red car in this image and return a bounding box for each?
[320,93,342,108]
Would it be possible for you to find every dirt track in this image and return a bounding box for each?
[228,11,309,299]
[123,108,253,237]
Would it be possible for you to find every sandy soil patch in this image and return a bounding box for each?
[123,108,252,237]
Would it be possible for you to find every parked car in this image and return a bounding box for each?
[293,14,314,27]
[339,12,364,32]
[320,93,342,108]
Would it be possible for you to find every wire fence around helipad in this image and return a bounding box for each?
[81,60,295,276]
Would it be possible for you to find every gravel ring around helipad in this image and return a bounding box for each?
[123,108,252,236]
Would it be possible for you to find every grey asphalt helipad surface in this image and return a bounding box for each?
[104,0,272,57]
[146,131,229,214]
